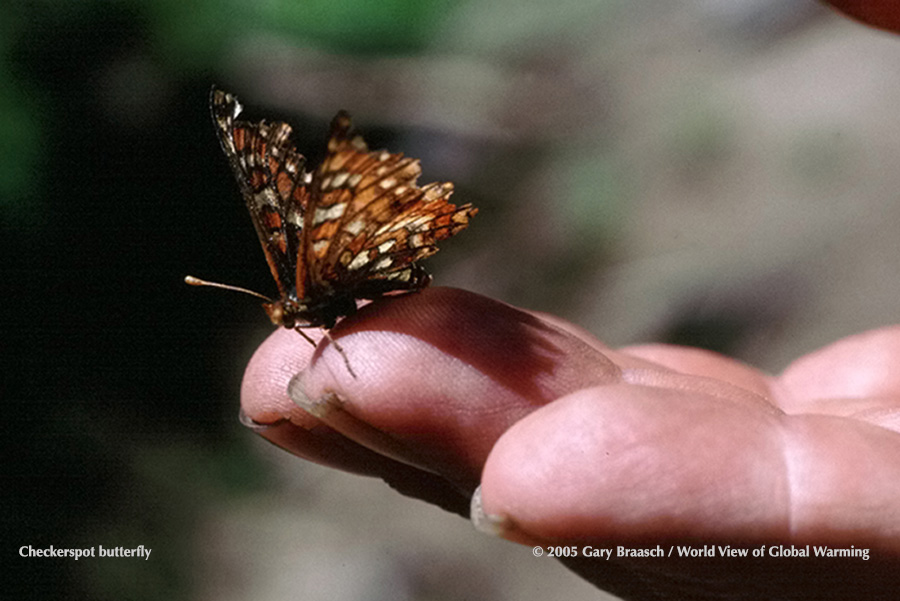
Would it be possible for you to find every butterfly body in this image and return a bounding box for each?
[208,87,476,333]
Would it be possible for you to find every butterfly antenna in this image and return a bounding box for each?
[184,275,272,302]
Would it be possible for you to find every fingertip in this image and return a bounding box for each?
[241,327,319,427]
[239,327,424,475]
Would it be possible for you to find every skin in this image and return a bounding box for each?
[241,287,900,600]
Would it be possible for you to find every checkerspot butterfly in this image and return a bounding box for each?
[186,87,478,375]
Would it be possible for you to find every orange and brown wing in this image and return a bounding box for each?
[210,87,311,300]
[298,111,477,300]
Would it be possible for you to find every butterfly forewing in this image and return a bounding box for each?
[210,88,312,300]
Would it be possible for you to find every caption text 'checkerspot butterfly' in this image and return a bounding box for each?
[186,87,478,376]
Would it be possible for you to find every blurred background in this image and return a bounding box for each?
[4,0,899,599]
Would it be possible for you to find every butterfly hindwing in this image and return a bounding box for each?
[300,111,477,301]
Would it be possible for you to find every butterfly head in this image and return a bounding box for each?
[262,298,298,328]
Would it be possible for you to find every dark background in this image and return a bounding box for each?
[4,1,899,599]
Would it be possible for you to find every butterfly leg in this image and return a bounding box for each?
[293,326,318,348]
[321,329,357,379]
[292,326,357,378]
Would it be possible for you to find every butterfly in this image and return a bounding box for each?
[187,87,478,375]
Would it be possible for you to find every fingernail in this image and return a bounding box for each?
[470,486,512,537]
[238,408,287,431]
[288,370,430,470]
[288,371,343,418]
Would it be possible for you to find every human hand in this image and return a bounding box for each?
[241,287,900,600]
